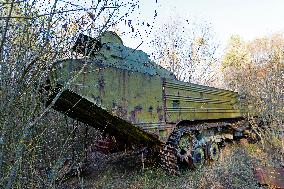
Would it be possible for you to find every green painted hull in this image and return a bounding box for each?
[48,31,245,145]
[50,59,243,144]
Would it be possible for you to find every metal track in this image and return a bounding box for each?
[160,128,181,175]
[160,121,238,175]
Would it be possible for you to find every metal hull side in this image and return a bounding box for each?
[163,80,242,123]
[53,59,169,139]
[51,59,244,143]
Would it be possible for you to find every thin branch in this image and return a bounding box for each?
[0,0,15,62]
[0,6,119,20]
[0,0,25,5]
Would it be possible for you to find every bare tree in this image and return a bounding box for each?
[222,34,284,162]
[150,17,219,85]
[0,0,142,188]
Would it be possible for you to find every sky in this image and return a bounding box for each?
[119,0,284,53]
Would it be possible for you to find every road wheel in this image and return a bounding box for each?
[206,142,219,161]
[192,147,205,169]
[177,133,194,166]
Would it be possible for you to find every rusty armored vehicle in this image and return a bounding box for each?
[45,31,250,175]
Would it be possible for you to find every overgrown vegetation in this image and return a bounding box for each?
[0,0,283,188]
[151,17,219,84]
[222,34,283,154]
[0,0,141,188]
[66,141,283,188]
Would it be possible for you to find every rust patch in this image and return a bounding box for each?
[94,137,116,154]
[148,106,154,122]
[162,78,167,122]
[129,105,143,123]
[98,74,105,95]
[122,70,127,106]
[254,167,284,188]
[112,102,128,119]
[134,105,143,112]
[156,106,164,122]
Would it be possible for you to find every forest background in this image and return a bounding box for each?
[0,0,283,188]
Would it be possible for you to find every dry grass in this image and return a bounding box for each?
[62,139,283,189]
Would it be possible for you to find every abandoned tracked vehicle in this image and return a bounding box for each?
[45,31,251,175]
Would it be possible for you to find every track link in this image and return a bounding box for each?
[160,129,182,175]
[160,121,236,175]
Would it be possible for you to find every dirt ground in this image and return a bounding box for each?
[63,139,283,189]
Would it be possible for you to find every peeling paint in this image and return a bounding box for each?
[49,31,245,145]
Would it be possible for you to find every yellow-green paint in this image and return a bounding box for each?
[163,80,242,123]
[50,31,245,143]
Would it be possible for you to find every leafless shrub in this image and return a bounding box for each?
[150,16,220,85]
[222,34,284,159]
[0,0,142,188]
